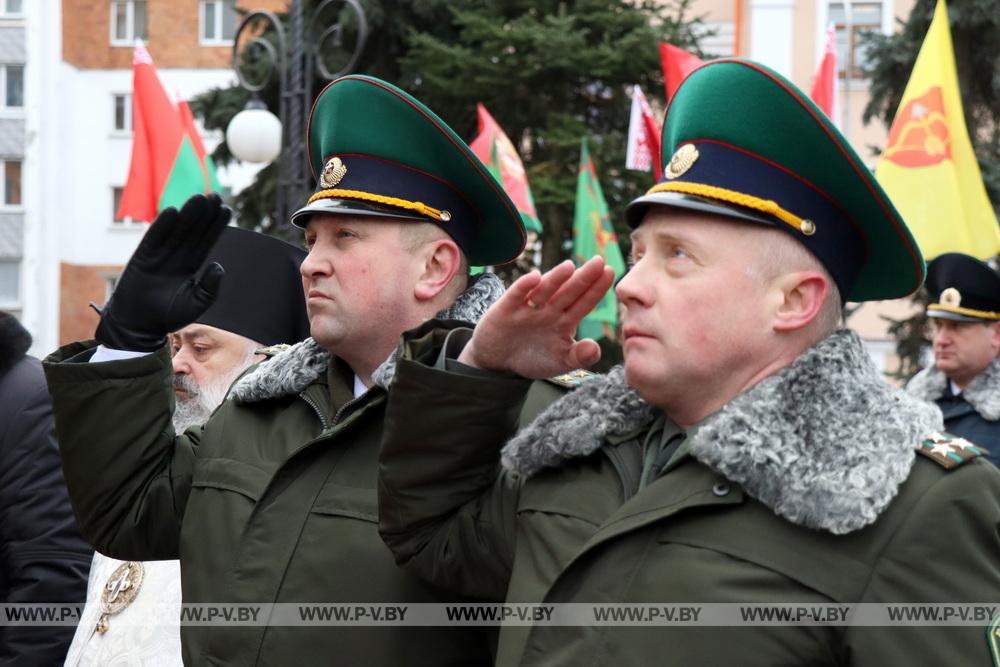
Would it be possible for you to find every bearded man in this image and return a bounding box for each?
[63,226,309,667]
[44,76,529,666]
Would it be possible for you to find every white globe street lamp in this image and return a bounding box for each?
[226,99,282,164]
[227,2,368,228]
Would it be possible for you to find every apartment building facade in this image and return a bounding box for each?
[17,0,283,356]
[0,0,24,327]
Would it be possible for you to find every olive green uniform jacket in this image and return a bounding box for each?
[40,277,520,667]
[379,325,1000,666]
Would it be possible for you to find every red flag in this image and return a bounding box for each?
[625,86,662,177]
[659,42,703,101]
[117,44,206,222]
[468,104,542,232]
[177,96,222,193]
[810,25,838,120]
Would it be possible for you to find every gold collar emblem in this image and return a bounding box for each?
[665,144,699,180]
[940,287,962,308]
[320,157,347,188]
[96,561,145,635]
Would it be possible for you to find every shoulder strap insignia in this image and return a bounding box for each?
[916,432,990,470]
[255,343,292,358]
[988,612,1000,667]
[544,369,598,389]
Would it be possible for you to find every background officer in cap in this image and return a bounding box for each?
[43,75,528,666]
[908,252,1000,463]
[64,226,309,667]
[377,59,1000,665]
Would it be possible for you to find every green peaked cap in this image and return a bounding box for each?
[299,75,526,266]
[625,58,925,302]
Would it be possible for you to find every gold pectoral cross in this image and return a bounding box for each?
[96,561,144,635]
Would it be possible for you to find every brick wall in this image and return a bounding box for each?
[63,0,289,69]
[59,262,123,345]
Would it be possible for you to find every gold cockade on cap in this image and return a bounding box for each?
[940,287,962,308]
[320,157,347,188]
[665,144,699,180]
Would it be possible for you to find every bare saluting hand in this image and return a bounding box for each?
[457,257,616,378]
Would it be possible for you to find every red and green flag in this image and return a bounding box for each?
[117,44,219,222]
[468,104,542,233]
[178,96,222,193]
[573,138,626,341]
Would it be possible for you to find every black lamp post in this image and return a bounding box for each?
[225,0,368,229]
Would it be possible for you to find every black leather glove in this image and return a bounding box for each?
[95,194,231,352]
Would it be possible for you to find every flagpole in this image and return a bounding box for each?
[285,0,307,235]
[841,0,852,141]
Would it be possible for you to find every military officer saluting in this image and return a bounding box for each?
[377,59,1000,666]
[908,252,1000,462]
[43,76,527,666]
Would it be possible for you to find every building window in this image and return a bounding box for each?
[2,160,20,207]
[828,2,883,79]
[104,273,121,302]
[111,0,148,45]
[112,186,144,224]
[200,0,237,44]
[0,260,19,311]
[113,186,128,223]
[1,0,23,17]
[1,65,23,109]
[113,93,132,132]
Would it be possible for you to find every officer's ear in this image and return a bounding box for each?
[770,271,830,333]
[414,238,462,302]
[989,321,1000,351]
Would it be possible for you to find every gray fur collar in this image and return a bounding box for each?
[906,355,1000,421]
[230,273,505,403]
[502,329,944,535]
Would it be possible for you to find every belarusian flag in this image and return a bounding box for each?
[875,0,999,260]
[469,104,542,233]
[809,25,838,122]
[178,96,222,193]
[573,138,626,342]
[117,43,216,222]
[659,43,703,101]
[625,85,662,177]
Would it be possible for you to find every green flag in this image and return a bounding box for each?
[573,138,626,341]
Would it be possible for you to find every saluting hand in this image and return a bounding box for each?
[95,194,231,352]
[458,257,616,379]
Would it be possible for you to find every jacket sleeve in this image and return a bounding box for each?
[844,459,1000,666]
[378,323,535,602]
[0,357,92,667]
[42,341,199,561]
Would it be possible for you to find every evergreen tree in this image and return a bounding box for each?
[191,0,708,266]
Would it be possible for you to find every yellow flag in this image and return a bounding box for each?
[875,0,998,260]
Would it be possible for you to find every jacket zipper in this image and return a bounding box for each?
[331,391,376,426]
[299,389,382,431]
[299,392,330,430]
